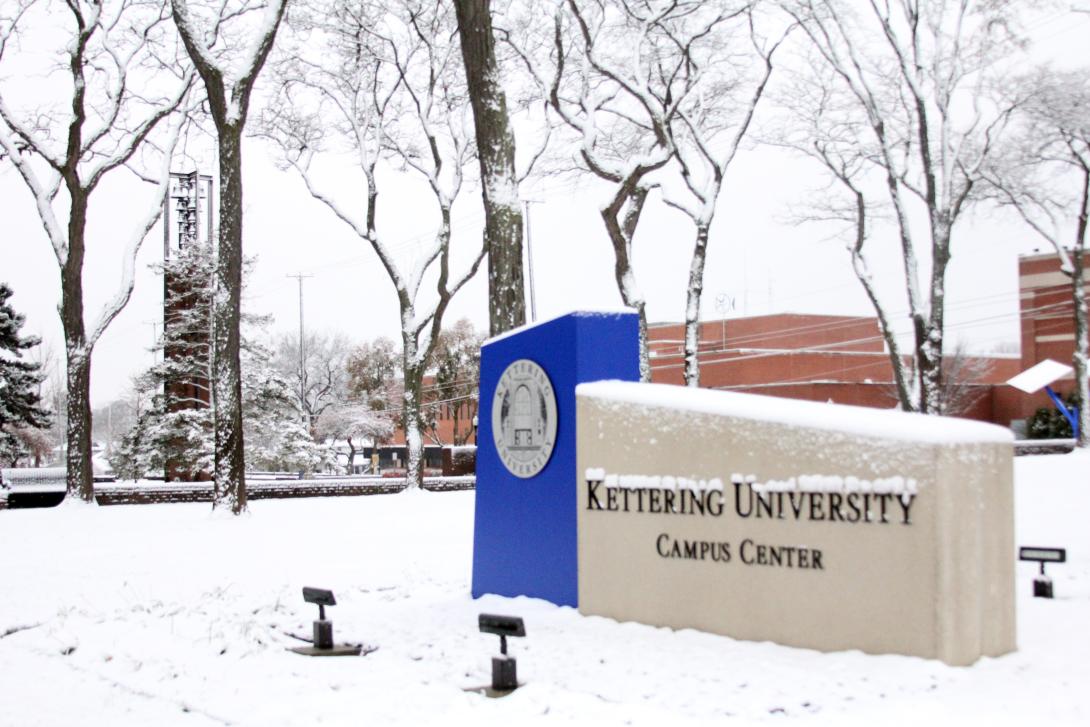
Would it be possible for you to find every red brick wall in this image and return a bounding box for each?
[648,314,885,357]
[1010,252,1089,421]
[648,313,1020,427]
[651,349,896,388]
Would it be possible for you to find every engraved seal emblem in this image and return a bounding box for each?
[492,359,558,478]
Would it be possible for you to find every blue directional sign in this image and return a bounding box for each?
[472,310,640,606]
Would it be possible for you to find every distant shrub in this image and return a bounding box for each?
[1026,392,1080,439]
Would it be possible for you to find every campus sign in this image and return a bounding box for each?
[471,311,640,606]
[472,311,1017,666]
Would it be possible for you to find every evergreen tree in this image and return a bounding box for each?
[111,335,332,479]
[0,283,52,464]
[240,337,333,474]
[111,240,214,480]
[111,244,330,480]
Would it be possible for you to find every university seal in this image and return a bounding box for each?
[492,359,557,478]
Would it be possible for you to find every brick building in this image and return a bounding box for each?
[355,376,478,474]
[162,172,214,481]
[991,251,1090,428]
[378,252,1085,451]
[648,252,1087,431]
[648,313,1019,424]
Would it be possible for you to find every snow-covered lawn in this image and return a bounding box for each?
[1,453,1087,726]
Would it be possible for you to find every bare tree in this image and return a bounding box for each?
[454,0,526,336]
[263,0,485,489]
[508,0,755,381]
[429,317,483,445]
[92,398,138,457]
[769,57,916,409]
[346,336,399,412]
[984,67,1090,446]
[939,341,993,417]
[0,0,193,501]
[273,330,352,435]
[783,0,1023,414]
[655,8,788,387]
[170,0,289,513]
[315,402,393,474]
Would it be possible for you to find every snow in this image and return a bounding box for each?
[1,452,1087,725]
[584,469,920,496]
[585,469,725,492]
[1006,358,1075,393]
[483,308,637,347]
[754,474,918,496]
[0,467,66,486]
[577,381,1015,445]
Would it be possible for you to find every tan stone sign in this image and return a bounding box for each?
[576,382,1016,666]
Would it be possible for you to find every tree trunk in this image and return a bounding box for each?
[60,195,94,502]
[398,315,426,489]
[918,219,952,415]
[402,368,425,490]
[454,0,526,337]
[1073,249,1089,447]
[64,351,93,502]
[683,223,711,388]
[602,185,651,381]
[346,437,356,475]
[850,250,915,411]
[451,405,462,446]
[846,190,915,411]
[212,124,247,513]
[1073,172,1089,448]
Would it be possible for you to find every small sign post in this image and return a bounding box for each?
[289,587,365,656]
[474,613,526,695]
[1019,547,1067,599]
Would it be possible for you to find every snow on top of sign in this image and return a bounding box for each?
[754,474,918,496]
[1006,358,1074,393]
[483,307,638,347]
[582,469,918,497]
[584,469,724,492]
[576,381,1014,445]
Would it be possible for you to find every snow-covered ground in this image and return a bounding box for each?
[1,453,1086,727]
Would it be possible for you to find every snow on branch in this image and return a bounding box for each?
[87,107,191,350]
[172,0,289,126]
[262,0,485,486]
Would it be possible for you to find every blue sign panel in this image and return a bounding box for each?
[472,310,640,606]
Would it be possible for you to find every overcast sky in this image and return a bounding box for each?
[2,4,1087,408]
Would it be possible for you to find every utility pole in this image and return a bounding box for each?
[144,320,159,366]
[287,273,313,427]
[523,199,543,322]
[715,293,735,352]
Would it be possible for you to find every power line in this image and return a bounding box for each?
[648,299,1070,375]
[244,174,591,301]
[647,288,1030,360]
